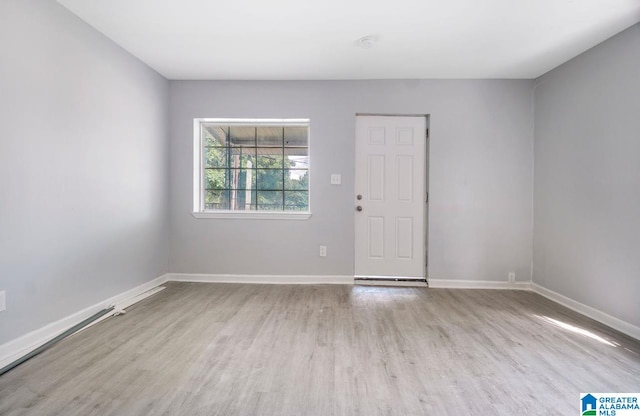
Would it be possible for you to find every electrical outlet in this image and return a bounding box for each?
[0,291,6,312]
[508,272,515,283]
[319,245,327,257]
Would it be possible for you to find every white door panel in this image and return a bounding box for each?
[355,116,426,278]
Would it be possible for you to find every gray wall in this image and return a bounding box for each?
[533,24,640,327]
[0,0,169,344]
[169,80,534,281]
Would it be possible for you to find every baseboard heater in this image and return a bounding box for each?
[0,285,165,377]
[355,277,427,283]
[0,306,114,377]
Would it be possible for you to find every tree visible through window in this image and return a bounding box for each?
[196,120,309,212]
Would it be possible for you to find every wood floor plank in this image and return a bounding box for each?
[1,282,639,415]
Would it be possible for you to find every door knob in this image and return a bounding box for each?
[356,194,362,200]
[356,206,363,212]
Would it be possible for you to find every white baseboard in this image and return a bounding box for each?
[0,273,169,370]
[428,279,532,290]
[531,283,640,341]
[168,273,354,285]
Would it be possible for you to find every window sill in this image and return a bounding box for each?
[191,211,312,220]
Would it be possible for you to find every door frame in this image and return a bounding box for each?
[353,113,430,283]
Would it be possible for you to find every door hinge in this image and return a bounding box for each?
[426,128,429,139]
[426,192,429,203]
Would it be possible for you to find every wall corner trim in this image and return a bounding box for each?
[0,274,169,370]
[530,283,640,341]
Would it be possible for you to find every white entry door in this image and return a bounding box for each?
[354,116,426,278]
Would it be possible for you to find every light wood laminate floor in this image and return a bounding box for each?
[1,282,639,415]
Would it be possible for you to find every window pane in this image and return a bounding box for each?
[206,148,256,170]
[204,147,227,168]
[229,147,256,168]
[285,169,308,190]
[205,190,229,210]
[204,169,227,190]
[237,168,256,190]
[284,126,308,147]
[202,125,227,147]
[228,126,256,147]
[229,188,257,211]
[285,150,308,169]
[244,189,258,210]
[257,191,283,211]
[257,169,283,190]
[230,168,257,190]
[205,168,256,190]
[257,126,283,147]
[257,147,283,168]
[285,191,308,211]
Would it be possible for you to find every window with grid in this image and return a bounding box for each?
[193,119,310,216]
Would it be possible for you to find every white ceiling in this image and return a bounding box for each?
[57,0,640,80]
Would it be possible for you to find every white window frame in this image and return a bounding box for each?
[192,118,312,220]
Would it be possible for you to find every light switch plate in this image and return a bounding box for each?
[330,174,341,185]
[0,291,6,312]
